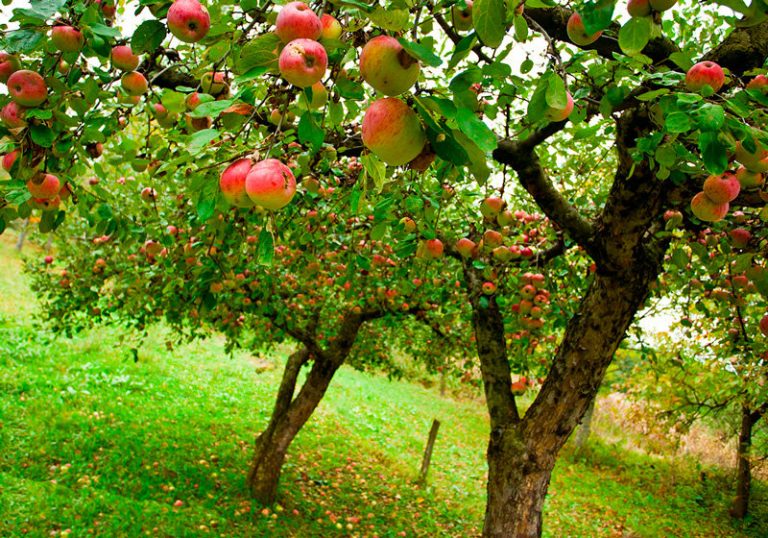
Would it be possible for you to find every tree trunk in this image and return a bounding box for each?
[476,270,660,538]
[730,404,763,518]
[573,398,596,454]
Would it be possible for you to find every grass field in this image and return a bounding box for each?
[0,231,766,537]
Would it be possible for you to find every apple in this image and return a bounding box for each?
[276,2,322,43]
[0,52,21,83]
[57,59,70,75]
[399,216,417,233]
[455,238,477,258]
[86,142,104,158]
[735,141,768,173]
[690,191,728,222]
[220,158,256,208]
[51,26,85,53]
[703,172,740,203]
[320,14,342,41]
[729,228,751,248]
[278,38,327,88]
[185,92,203,110]
[482,281,497,295]
[746,74,768,92]
[685,61,725,93]
[27,173,61,199]
[480,196,505,219]
[360,35,420,96]
[627,0,651,17]
[167,0,211,43]
[111,45,140,71]
[544,91,574,122]
[2,150,18,172]
[1,101,27,129]
[649,0,677,11]
[97,0,116,19]
[566,13,602,46]
[141,187,157,201]
[201,71,228,96]
[44,255,54,265]
[452,1,473,32]
[735,166,764,189]
[362,98,426,166]
[7,70,47,107]
[418,239,444,259]
[484,230,503,248]
[121,71,148,96]
[760,314,768,337]
[306,81,328,109]
[245,159,297,210]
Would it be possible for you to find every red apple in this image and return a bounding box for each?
[220,158,255,208]
[735,141,768,173]
[245,159,297,210]
[2,150,18,172]
[1,101,27,129]
[51,26,85,53]
[111,45,140,71]
[455,238,477,258]
[746,74,768,92]
[275,2,322,44]
[418,238,444,259]
[480,196,505,219]
[167,0,210,43]
[278,38,327,88]
[27,173,61,200]
[361,98,426,166]
[0,52,21,84]
[566,13,602,46]
[627,0,652,17]
[319,14,342,41]
[7,70,47,107]
[482,281,497,295]
[703,172,740,203]
[452,1,473,32]
[360,35,420,96]
[690,191,728,222]
[201,71,228,96]
[484,230,503,248]
[121,71,148,96]
[544,91,574,122]
[685,61,725,93]
[729,228,751,248]
[735,166,764,189]
[760,314,768,337]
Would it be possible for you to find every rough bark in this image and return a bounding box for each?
[729,404,765,518]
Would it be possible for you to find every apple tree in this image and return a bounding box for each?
[2,0,768,537]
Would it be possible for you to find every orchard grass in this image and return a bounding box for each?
[0,233,765,537]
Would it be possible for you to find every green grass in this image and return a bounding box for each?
[0,231,766,537]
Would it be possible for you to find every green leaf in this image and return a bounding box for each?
[12,0,66,21]
[132,20,167,54]
[90,23,122,39]
[580,0,615,35]
[455,108,497,152]
[30,125,54,148]
[257,228,274,266]
[298,113,324,153]
[335,77,365,100]
[237,33,280,72]
[3,29,43,53]
[361,154,387,192]
[513,14,528,41]
[636,88,669,101]
[190,99,234,118]
[665,111,692,134]
[692,104,725,132]
[397,38,441,67]
[473,0,506,48]
[545,74,568,110]
[618,16,651,56]
[368,6,410,30]
[187,128,219,155]
[449,33,477,68]
[698,131,729,174]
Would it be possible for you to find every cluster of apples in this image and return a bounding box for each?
[219,158,297,211]
[511,272,550,331]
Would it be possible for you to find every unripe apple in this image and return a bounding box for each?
[2,150,18,171]
[451,1,473,32]
[735,141,768,173]
[245,159,297,210]
[167,0,210,43]
[399,217,417,233]
[362,98,426,166]
[0,52,21,84]
[360,35,420,96]
[220,158,255,208]
[111,45,140,71]
[278,38,327,88]
[57,59,69,75]
[484,230,503,248]
[306,81,328,109]
[7,70,47,107]
[703,172,740,203]
[492,246,513,262]
[649,0,677,11]
[760,314,768,337]
[566,13,602,46]
[690,191,728,222]
[27,173,61,199]
[51,26,85,53]
[480,196,505,219]
[746,75,768,91]
[544,91,574,122]
[455,238,477,258]
[276,2,322,43]
[627,0,652,17]
[121,71,148,96]
[735,166,764,189]
[1,101,27,129]
[685,61,725,93]
[320,14,342,41]
[729,228,751,248]
[201,71,228,96]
